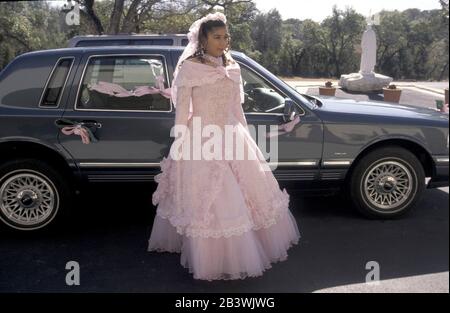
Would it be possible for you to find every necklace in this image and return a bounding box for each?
[204,53,223,66]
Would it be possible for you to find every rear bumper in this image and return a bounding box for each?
[427,155,449,188]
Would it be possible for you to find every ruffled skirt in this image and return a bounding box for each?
[148,157,301,281]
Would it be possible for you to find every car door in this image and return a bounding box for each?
[237,61,324,183]
[58,52,175,182]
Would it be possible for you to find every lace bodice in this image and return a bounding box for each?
[171,55,248,134]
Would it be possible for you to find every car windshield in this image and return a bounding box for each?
[241,55,317,110]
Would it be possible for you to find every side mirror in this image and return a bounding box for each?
[283,98,299,123]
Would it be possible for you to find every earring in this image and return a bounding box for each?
[199,46,205,57]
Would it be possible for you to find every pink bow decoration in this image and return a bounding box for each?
[265,115,301,138]
[61,125,92,144]
[214,64,241,84]
[88,75,171,99]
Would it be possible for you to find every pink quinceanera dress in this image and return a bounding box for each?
[148,54,301,281]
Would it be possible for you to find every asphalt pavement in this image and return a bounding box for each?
[0,182,447,293]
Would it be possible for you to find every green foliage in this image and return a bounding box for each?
[0,0,448,80]
[0,1,70,69]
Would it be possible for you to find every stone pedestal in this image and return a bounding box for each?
[339,72,393,92]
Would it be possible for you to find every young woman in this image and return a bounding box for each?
[148,12,301,281]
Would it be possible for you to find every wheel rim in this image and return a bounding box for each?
[0,170,58,227]
[363,160,413,211]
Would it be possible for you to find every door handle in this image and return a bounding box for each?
[55,118,102,129]
[80,120,102,129]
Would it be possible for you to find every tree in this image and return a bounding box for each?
[0,1,448,80]
[315,6,366,77]
[250,9,283,72]
[70,0,253,35]
[278,19,304,76]
[0,1,68,70]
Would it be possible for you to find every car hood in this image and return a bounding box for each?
[314,96,448,121]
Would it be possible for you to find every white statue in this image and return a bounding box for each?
[360,24,377,74]
[339,13,392,92]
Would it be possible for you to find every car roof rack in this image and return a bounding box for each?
[67,34,188,48]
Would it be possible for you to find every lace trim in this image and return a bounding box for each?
[152,157,291,239]
[156,206,291,239]
[176,72,227,88]
[152,156,227,232]
[151,156,171,205]
[174,61,241,88]
[228,159,290,228]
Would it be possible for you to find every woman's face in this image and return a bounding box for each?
[203,27,230,57]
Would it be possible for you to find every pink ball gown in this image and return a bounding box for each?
[148,53,301,281]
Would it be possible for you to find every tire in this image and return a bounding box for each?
[0,158,75,231]
[348,146,425,219]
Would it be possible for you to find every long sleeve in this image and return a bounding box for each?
[174,85,192,130]
[232,78,249,131]
[170,85,192,161]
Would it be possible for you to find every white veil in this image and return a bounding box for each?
[171,12,227,109]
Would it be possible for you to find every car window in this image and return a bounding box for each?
[40,57,74,107]
[240,65,286,114]
[77,55,170,111]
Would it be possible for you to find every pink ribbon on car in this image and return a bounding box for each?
[88,75,171,99]
[55,118,99,145]
[265,115,301,138]
[61,124,92,144]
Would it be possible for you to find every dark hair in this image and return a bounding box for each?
[187,18,234,67]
